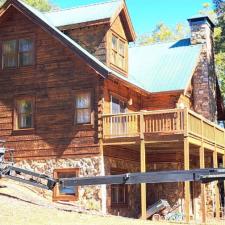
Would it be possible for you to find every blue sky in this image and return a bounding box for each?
[52,0,212,35]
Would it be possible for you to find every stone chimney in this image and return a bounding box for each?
[188,16,217,122]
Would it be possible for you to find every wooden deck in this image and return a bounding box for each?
[102,108,225,152]
[101,108,225,222]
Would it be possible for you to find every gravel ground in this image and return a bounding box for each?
[0,179,223,225]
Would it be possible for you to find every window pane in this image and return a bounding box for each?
[19,39,34,66]
[2,40,17,68]
[19,39,33,52]
[112,97,127,114]
[118,185,126,204]
[76,109,91,124]
[17,99,33,129]
[111,185,118,204]
[76,93,91,108]
[19,52,33,66]
[118,40,125,56]
[58,172,77,196]
[112,35,117,50]
[18,100,32,114]
[118,55,123,69]
[112,51,117,65]
[19,114,32,129]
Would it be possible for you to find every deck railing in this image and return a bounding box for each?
[102,108,225,147]
[102,109,185,139]
[188,110,225,147]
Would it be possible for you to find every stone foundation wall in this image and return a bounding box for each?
[147,162,184,216]
[104,157,185,219]
[15,156,104,212]
[104,157,141,218]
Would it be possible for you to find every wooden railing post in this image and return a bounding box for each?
[200,145,206,223]
[140,113,147,219]
[199,118,207,223]
[184,136,190,223]
[213,148,220,220]
[184,108,189,137]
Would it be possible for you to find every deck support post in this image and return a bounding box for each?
[223,154,225,218]
[200,145,206,223]
[140,114,147,220]
[184,137,190,223]
[213,149,220,219]
[140,139,147,219]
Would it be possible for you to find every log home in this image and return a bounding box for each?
[0,0,225,223]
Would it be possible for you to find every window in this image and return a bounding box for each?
[2,38,34,69]
[53,168,79,202]
[15,98,34,129]
[111,96,128,136]
[75,92,92,124]
[111,169,128,207]
[111,34,126,70]
[111,96,127,114]
[19,39,34,66]
[118,40,125,69]
[2,40,17,68]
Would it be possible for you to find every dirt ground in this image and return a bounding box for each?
[0,178,224,225]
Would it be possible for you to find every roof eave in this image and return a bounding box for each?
[110,0,136,42]
[57,18,111,31]
[108,72,149,95]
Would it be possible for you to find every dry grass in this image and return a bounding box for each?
[0,179,224,225]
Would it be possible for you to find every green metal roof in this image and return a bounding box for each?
[44,0,123,27]
[128,39,202,92]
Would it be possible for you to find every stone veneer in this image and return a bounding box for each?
[15,156,104,211]
[104,157,185,219]
[15,155,218,221]
[147,162,184,216]
[189,19,217,122]
[104,157,141,218]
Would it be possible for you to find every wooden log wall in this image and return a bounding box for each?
[0,7,104,160]
[65,23,109,64]
[103,79,142,114]
[142,91,183,111]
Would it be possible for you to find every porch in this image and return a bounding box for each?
[101,108,225,222]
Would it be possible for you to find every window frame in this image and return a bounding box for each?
[53,168,80,202]
[1,37,35,70]
[110,94,128,114]
[111,33,126,71]
[74,90,94,126]
[110,168,128,208]
[18,38,35,67]
[14,96,35,131]
[2,39,17,69]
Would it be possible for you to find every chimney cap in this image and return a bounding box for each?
[187,15,215,29]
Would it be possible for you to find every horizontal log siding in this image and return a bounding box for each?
[65,24,109,64]
[103,79,141,114]
[143,91,182,110]
[0,7,103,160]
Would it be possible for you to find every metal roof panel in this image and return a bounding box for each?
[44,0,123,27]
[128,39,202,92]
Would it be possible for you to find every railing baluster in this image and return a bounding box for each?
[101,109,205,139]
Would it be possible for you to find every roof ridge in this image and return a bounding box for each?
[130,38,191,49]
[45,0,122,14]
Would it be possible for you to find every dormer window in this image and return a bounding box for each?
[2,38,34,69]
[111,34,126,71]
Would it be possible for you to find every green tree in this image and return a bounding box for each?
[137,22,188,46]
[0,0,53,12]
[212,1,225,97]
